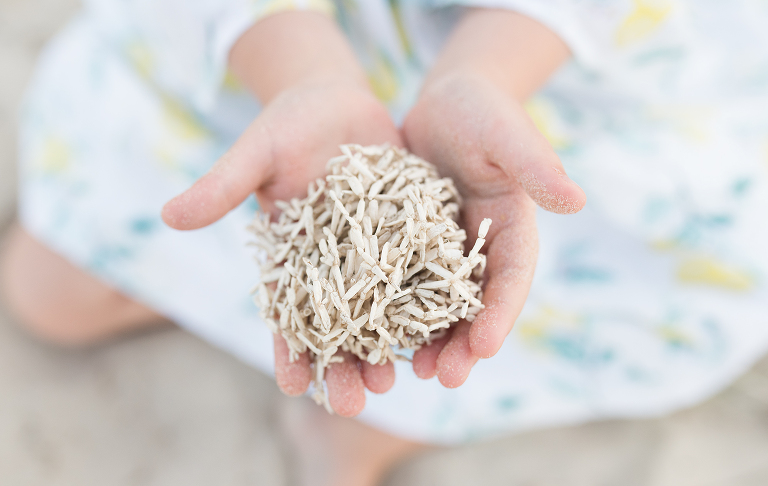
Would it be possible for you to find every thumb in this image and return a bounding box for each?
[489,99,586,215]
[161,119,273,230]
[518,161,586,215]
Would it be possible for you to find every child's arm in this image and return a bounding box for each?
[425,8,570,101]
[403,8,587,387]
[162,11,401,416]
[228,11,367,105]
[162,11,396,227]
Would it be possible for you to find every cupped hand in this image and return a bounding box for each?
[162,76,402,416]
[402,71,586,388]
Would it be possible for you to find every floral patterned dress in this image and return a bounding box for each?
[18,0,768,443]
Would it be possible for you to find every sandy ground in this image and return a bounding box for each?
[2,1,768,485]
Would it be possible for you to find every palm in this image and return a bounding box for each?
[402,73,585,387]
[163,79,402,416]
[252,80,402,214]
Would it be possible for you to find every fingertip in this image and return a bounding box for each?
[436,322,478,389]
[161,180,208,231]
[361,360,395,394]
[161,198,187,230]
[276,356,312,397]
[412,352,436,380]
[273,334,312,397]
[520,168,586,215]
[161,163,246,230]
[468,287,527,360]
[334,399,365,418]
[559,182,587,215]
[160,202,175,228]
[412,334,451,379]
[326,354,366,417]
[469,310,502,359]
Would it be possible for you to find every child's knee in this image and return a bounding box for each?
[0,226,140,346]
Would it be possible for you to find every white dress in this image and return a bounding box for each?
[18,0,768,443]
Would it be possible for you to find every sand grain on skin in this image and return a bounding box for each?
[519,170,583,215]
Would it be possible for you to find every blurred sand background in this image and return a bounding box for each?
[2,1,768,484]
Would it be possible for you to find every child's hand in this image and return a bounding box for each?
[162,12,401,417]
[162,76,401,224]
[401,10,586,388]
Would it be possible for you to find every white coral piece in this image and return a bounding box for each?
[249,144,490,408]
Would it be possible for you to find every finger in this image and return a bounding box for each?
[325,352,366,417]
[488,100,586,215]
[435,321,478,388]
[468,211,538,359]
[360,360,395,394]
[161,118,274,230]
[273,333,312,396]
[518,163,586,215]
[412,332,452,379]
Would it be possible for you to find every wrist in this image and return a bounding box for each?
[421,66,513,104]
[229,10,368,104]
[423,8,570,102]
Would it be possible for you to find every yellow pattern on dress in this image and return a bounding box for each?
[222,69,244,93]
[367,53,399,103]
[125,40,155,80]
[35,137,72,174]
[644,104,714,143]
[161,97,210,141]
[525,98,571,151]
[259,0,335,17]
[615,0,673,45]
[518,307,582,340]
[677,256,755,291]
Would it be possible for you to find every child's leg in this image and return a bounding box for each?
[2,224,426,483]
[0,224,170,345]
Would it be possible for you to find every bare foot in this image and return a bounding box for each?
[278,397,428,486]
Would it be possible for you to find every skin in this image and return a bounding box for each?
[162,11,402,416]
[162,9,585,413]
[0,225,171,345]
[405,10,586,388]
